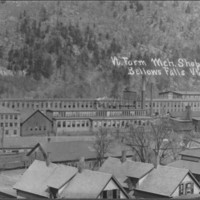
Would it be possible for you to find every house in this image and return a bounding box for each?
[14,160,78,199]
[59,168,129,199]
[99,154,154,194]
[168,160,200,182]
[134,165,200,198]
[179,149,200,162]
[123,89,137,102]
[14,160,129,199]
[26,141,133,169]
[0,106,20,136]
[159,91,200,99]
[20,109,52,136]
[0,169,25,198]
[170,105,195,133]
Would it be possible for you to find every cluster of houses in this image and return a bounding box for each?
[1,139,200,199]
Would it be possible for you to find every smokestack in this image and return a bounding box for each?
[141,75,146,109]
[150,82,153,116]
[121,150,127,163]
[185,105,192,120]
[78,157,85,173]
[46,152,50,167]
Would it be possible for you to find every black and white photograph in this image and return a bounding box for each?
[0,0,200,199]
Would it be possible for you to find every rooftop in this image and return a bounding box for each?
[168,160,200,175]
[137,165,190,197]
[159,91,200,95]
[27,141,133,163]
[60,169,112,199]
[99,157,154,180]
[179,148,200,158]
[14,160,78,197]
[20,109,51,124]
[170,111,200,119]
[20,109,36,123]
[0,169,25,197]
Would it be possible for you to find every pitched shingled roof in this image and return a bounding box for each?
[60,170,113,198]
[13,160,78,198]
[0,169,25,197]
[27,141,133,163]
[168,160,200,175]
[99,157,154,180]
[136,166,196,197]
[14,160,129,199]
[159,91,200,95]
[20,109,52,124]
[179,148,200,158]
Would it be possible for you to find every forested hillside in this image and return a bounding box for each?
[0,1,200,98]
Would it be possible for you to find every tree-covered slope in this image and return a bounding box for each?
[0,1,200,98]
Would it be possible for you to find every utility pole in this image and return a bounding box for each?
[141,75,146,109]
[1,126,4,151]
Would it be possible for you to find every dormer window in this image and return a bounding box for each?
[48,187,58,199]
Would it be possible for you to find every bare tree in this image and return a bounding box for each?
[123,117,182,166]
[150,117,173,166]
[124,125,152,163]
[93,127,112,167]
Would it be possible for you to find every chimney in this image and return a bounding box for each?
[78,157,85,173]
[46,152,50,167]
[141,75,146,109]
[121,150,127,163]
[185,105,192,120]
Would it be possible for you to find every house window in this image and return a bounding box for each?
[102,191,107,198]
[113,190,120,199]
[101,190,119,199]
[63,121,66,127]
[185,182,194,195]
[107,190,113,199]
[10,115,13,119]
[10,123,13,127]
[44,126,46,131]
[14,115,18,120]
[179,184,184,196]
[179,182,194,196]
[5,130,9,135]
